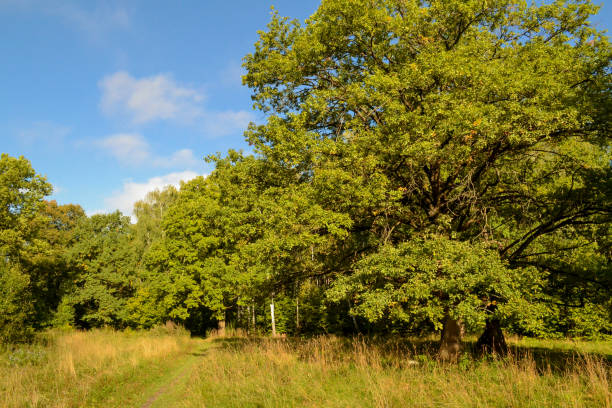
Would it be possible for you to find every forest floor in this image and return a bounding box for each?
[1,329,610,408]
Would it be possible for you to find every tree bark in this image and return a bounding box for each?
[217,318,226,337]
[476,318,508,355]
[246,305,251,332]
[438,316,464,362]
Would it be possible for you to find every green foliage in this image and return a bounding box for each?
[241,0,611,337]
[0,154,52,342]
[0,154,52,255]
[0,264,34,343]
[1,0,610,343]
[26,201,86,327]
[62,212,137,329]
[328,235,544,331]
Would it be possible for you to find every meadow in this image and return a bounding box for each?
[0,327,197,408]
[180,334,611,408]
[2,329,610,408]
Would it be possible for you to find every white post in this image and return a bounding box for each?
[252,302,256,329]
[270,299,276,337]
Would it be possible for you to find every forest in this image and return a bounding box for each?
[1,0,611,366]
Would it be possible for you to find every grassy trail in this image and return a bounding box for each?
[140,338,211,408]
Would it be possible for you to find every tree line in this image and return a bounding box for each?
[1,0,610,359]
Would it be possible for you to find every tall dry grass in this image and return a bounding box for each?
[0,327,195,408]
[183,335,611,408]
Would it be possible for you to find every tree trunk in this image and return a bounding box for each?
[270,299,276,337]
[246,305,251,332]
[476,318,508,355]
[438,316,464,362]
[217,318,226,337]
[295,297,300,333]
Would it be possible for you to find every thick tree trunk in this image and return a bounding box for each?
[438,316,464,362]
[476,318,508,355]
[217,319,226,337]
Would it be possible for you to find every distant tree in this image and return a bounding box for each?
[25,200,86,327]
[59,212,137,329]
[131,157,263,329]
[132,186,179,252]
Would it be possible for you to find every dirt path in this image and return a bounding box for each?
[139,339,209,408]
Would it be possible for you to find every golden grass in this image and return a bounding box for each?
[0,328,195,408]
[182,335,611,408]
[1,330,609,408]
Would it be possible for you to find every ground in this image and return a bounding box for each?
[1,329,610,407]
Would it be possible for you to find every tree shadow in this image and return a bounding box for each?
[206,335,611,374]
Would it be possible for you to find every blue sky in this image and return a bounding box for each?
[0,0,320,216]
[0,0,610,217]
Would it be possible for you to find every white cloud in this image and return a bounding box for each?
[103,171,201,217]
[94,133,200,168]
[95,133,150,164]
[99,71,256,136]
[156,149,198,168]
[99,72,204,124]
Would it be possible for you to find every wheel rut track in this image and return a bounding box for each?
[140,342,209,408]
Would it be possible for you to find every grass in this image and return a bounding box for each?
[0,326,197,408]
[1,329,610,407]
[507,335,612,356]
[179,334,611,408]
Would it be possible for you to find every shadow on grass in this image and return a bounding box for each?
[189,351,209,357]
[208,335,611,374]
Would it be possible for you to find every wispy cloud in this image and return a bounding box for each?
[95,133,200,168]
[100,171,201,217]
[202,110,255,138]
[217,61,245,88]
[99,71,255,136]
[17,121,71,146]
[51,2,129,38]
[0,1,129,40]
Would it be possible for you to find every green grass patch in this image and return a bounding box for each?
[181,335,611,408]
